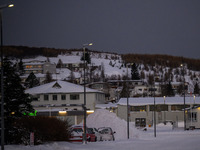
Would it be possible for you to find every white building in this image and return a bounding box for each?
[186,105,200,129]
[24,61,56,74]
[117,96,200,126]
[25,80,105,124]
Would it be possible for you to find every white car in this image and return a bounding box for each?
[98,127,116,141]
[88,128,102,141]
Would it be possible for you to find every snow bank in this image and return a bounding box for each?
[86,109,141,140]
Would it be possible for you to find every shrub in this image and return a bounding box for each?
[12,116,71,145]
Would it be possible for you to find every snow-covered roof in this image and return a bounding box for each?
[118,96,200,106]
[58,55,83,64]
[23,62,44,65]
[25,80,103,94]
[96,103,117,109]
[23,56,47,63]
[49,57,59,64]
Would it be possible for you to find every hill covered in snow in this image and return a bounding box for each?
[5,46,200,94]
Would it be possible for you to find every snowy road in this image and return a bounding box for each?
[4,110,200,150]
[5,129,200,150]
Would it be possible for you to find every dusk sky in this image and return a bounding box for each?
[1,0,200,59]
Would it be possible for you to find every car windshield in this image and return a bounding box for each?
[94,128,98,132]
[87,128,93,134]
[98,128,111,134]
[72,128,83,133]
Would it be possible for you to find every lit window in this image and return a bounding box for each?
[130,106,146,112]
[26,65,33,69]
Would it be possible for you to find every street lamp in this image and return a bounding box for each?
[82,43,92,144]
[181,64,186,130]
[0,3,14,150]
[163,96,166,124]
[154,82,156,137]
[126,63,133,139]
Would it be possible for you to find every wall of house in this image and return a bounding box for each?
[117,104,186,125]
[186,107,200,129]
[31,92,105,111]
[43,62,56,74]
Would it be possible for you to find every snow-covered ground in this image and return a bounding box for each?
[5,109,200,150]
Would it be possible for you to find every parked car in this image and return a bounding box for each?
[69,126,96,142]
[88,127,103,141]
[98,127,116,141]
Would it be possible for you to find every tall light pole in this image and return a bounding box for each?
[0,4,14,150]
[82,43,92,144]
[126,64,129,139]
[163,96,166,124]
[181,64,186,130]
[126,63,133,139]
[154,83,156,137]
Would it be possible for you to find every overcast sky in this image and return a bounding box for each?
[1,0,200,59]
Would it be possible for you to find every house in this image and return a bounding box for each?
[25,80,105,124]
[132,85,148,97]
[148,83,162,97]
[117,96,200,126]
[87,82,112,102]
[186,105,200,129]
[23,60,56,74]
[55,55,84,71]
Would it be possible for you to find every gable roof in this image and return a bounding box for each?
[25,80,102,95]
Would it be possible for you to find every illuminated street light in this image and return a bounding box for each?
[163,96,166,124]
[0,3,14,150]
[82,43,93,144]
[180,64,186,130]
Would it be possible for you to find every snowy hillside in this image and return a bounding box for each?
[21,50,200,93]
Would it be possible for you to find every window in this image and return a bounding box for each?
[70,94,79,100]
[32,96,39,101]
[150,105,168,111]
[149,88,157,92]
[188,112,197,122]
[53,95,57,100]
[44,95,49,101]
[61,95,66,100]
[130,106,146,112]
[31,95,39,101]
[26,65,33,69]
[171,105,190,111]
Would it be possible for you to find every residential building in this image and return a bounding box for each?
[55,55,84,72]
[23,60,56,74]
[25,80,105,124]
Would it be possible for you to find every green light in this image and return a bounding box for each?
[24,110,37,116]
